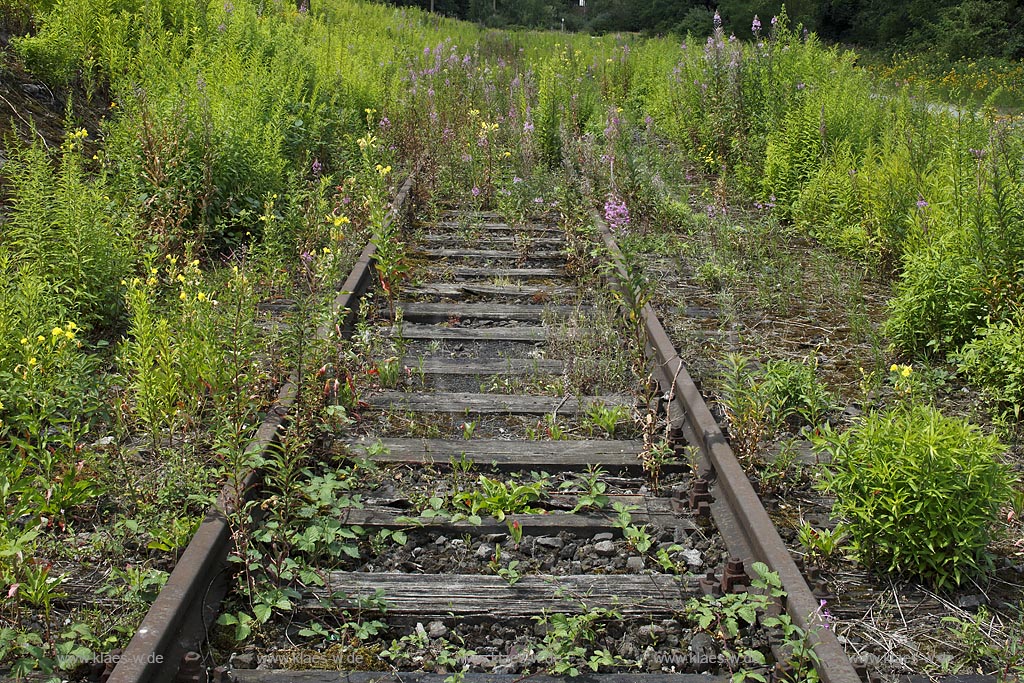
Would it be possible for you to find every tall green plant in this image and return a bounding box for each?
[814,404,1016,589]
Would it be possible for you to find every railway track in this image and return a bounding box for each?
[107,176,862,683]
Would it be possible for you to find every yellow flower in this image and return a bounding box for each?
[179,291,187,301]
[178,274,186,282]
[52,327,63,337]
[66,322,77,331]
[901,366,912,378]
[28,357,36,366]
[147,277,158,286]
[36,335,45,343]
[197,292,207,302]
[64,330,75,340]
[890,364,899,373]
[20,338,28,345]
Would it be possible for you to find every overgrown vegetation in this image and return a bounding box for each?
[1,0,1023,678]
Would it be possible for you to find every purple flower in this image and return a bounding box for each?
[604,194,630,231]
[771,15,777,25]
[311,159,322,176]
[379,116,391,132]
[217,22,226,32]
[796,82,805,90]
[523,121,534,133]
[970,148,986,159]
[300,250,314,265]
[713,10,722,29]
[513,176,523,184]
[472,186,481,197]
[916,196,928,209]
[223,0,234,13]
[752,15,761,33]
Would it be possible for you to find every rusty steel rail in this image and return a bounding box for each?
[593,210,861,683]
[108,175,415,683]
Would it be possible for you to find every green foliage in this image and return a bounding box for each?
[957,310,1024,420]
[453,474,547,522]
[533,605,624,676]
[610,501,653,554]
[582,401,629,437]
[813,404,1016,588]
[760,357,834,427]
[3,129,128,328]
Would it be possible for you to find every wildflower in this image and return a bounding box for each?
[513,176,523,184]
[20,338,27,345]
[180,291,187,301]
[471,186,481,197]
[311,159,323,176]
[713,10,722,29]
[916,196,928,210]
[197,292,207,302]
[890,364,899,373]
[603,194,630,231]
[752,15,761,33]
[901,366,912,378]
[36,335,45,343]
[28,357,36,366]
[64,329,75,340]
[52,327,63,337]
[817,599,833,630]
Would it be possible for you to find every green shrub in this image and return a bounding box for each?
[761,357,834,427]
[957,311,1024,421]
[3,130,129,329]
[813,404,1016,589]
[885,246,988,357]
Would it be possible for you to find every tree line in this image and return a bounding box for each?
[378,0,1024,61]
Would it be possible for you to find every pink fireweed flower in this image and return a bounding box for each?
[604,194,630,232]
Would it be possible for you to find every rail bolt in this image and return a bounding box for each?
[698,569,722,596]
[688,477,714,511]
[720,556,748,593]
[176,651,204,683]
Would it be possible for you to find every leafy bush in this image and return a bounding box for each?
[813,404,1016,588]
[885,246,988,357]
[3,130,129,328]
[761,357,834,427]
[957,311,1024,420]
